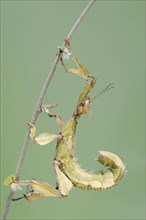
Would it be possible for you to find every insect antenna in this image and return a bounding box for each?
[91,83,115,102]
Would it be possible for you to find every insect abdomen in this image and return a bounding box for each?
[62,151,126,190]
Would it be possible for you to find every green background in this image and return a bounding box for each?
[1,0,145,219]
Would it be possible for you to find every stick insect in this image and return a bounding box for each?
[4,41,126,201]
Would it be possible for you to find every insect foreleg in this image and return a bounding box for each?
[72,78,96,121]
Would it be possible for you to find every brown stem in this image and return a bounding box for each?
[1,1,96,219]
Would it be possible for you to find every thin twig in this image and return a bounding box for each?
[1,1,96,219]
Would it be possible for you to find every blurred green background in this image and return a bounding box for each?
[1,1,145,219]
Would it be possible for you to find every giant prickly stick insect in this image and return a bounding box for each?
[4,42,126,201]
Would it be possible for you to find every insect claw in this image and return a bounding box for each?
[64,37,70,46]
[55,185,59,190]
[61,194,67,198]
[12,194,26,201]
[53,160,61,167]
[27,122,34,128]
[57,45,72,60]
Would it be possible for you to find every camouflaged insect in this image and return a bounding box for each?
[4,42,126,201]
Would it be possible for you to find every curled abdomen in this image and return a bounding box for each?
[62,151,126,190]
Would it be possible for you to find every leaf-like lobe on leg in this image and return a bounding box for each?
[35,133,58,145]
[54,162,73,196]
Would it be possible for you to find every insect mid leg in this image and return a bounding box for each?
[27,122,59,146]
[41,104,64,128]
